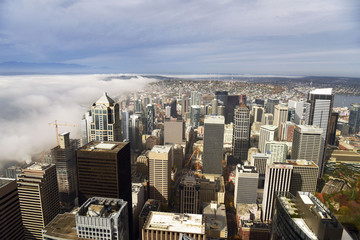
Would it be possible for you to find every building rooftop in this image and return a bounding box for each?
[144,212,205,234]
[269,162,294,169]
[204,115,225,124]
[25,162,52,171]
[79,141,128,153]
[310,88,333,95]
[236,164,258,174]
[260,125,278,131]
[203,202,227,238]
[78,197,127,219]
[0,178,14,188]
[286,160,318,168]
[150,145,172,154]
[43,213,86,240]
[295,125,323,134]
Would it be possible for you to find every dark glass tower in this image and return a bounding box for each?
[76,141,133,239]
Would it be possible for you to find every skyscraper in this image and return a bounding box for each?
[258,125,278,153]
[146,104,155,134]
[279,121,296,142]
[265,99,279,115]
[273,104,288,138]
[170,98,178,118]
[130,114,142,152]
[291,125,322,177]
[227,95,240,123]
[149,145,172,204]
[203,115,225,174]
[17,163,60,240]
[211,98,218,115]
[348,103,360,134]
[50,132,77,212]
[262,162,293,222]
[76,141,133,239]
[82,92,122,143]
[232,104,250,161]
[164,117,184,144]
[234,164,259,206]
[252,105,265,123]
[179,172,200,214]
[287,159,318,195]
[121,110,130,141]
[265,141,288,163]
[261,113,273,125]
[307,88,334,177]
[191,91,202,106]
[0,178,24,240]
[190,105,201,128]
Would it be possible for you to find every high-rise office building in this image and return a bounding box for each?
[191,105,201,128]
[308,88,334,177]
[17,163,60,240]
[273,104,288,138]
[76,141,133,239]
[328,112,339,145]
[258,125,278,153]
[179,172,200,214]
[50,132,77,212]
[272,191,343,240]
[348,103,360,134]
[279,121,296,142]
[252,105,265,123]
[165,105,171,118]
[291,125,322,177]
[170,98,178,118]
[191,91,202,106]
[0,178,24,240]
[76,197,129,240]
[211,98,218,115]
[203,115,225,174]
[262,163,293,222]
[255,99,265,107]
[130,114,143,152]
[287,159,318,195]
[234,164,259,206]
[43,197,129,240]
[240,94,247,105]
[146,104,155,134]
[265,99,279,115]
[82,92,121,143]
[288,107,296,122]
[227,95,240,123]
[164,117,184,144]
[149,145,172,204]
[182,96,190,117]
[261,113,273,125]
[232,104,250,161]
[121,110,130,141]
[265,141,288,163]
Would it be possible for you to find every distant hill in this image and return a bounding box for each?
[0,61,104,74]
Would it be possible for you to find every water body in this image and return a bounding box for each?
[334,95,360,108]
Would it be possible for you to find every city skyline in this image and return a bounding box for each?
[0,0,359,77]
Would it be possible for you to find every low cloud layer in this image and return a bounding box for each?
[0,74,155,166]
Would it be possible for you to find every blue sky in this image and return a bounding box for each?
[0,0,359,76]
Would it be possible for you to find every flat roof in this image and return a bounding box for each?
[79,141,128,153]
[310,88,332,95]
[150,145,172,153]
[293,218,318,240]
[295,125,323,134]
[95,143,116,150]
[42,213,86,240]
[204,115,225,124]
[299,194,313,205]
[203,203,227,235]
[286,160,318,168]
[260,125,278,131]
[26,162,52,171]
[0,178,14,188]
[145,212,205,234]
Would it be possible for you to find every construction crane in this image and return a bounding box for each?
[48,120,79,146]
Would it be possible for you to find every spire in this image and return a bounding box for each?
[95,92,115,105]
